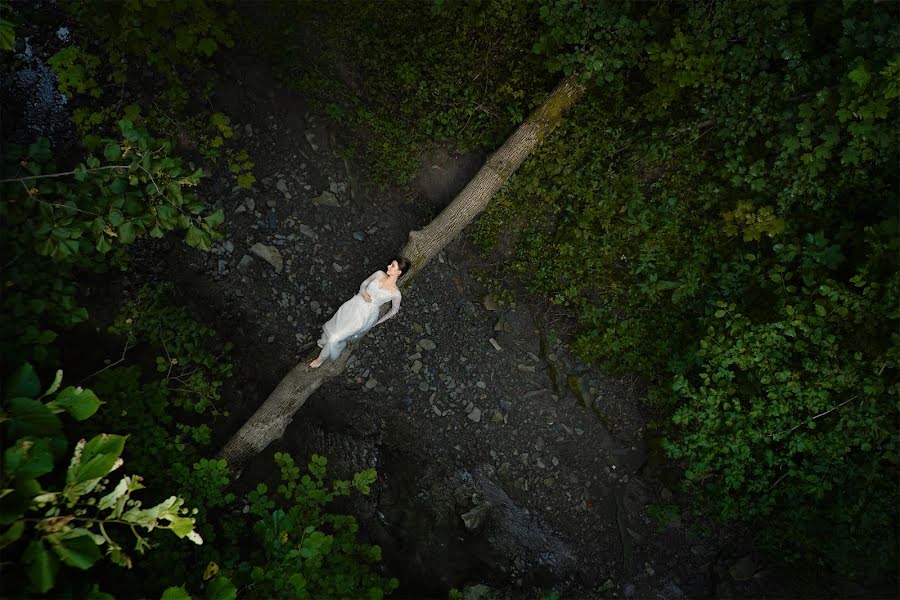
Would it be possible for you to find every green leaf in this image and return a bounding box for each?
[24,540,59,594]
[205,576,237,600]
[86,585,116,600]
[8,398,62,438]
[47,386,101,421]
[43,370,64,397]
[73,434,126,483]
[73,164,88,182]
[168,515,195,538]
[108,209,124,227]
[203,209,225,228]
[0,520,25,549]
[848,64,870,88]
[118,222,137,244]
[197,38,218,56]
[4,438,54,479]
[714,310,726,318]
[103,143,122,162]
[109,177,127,194]
[6,363,40,400]
[0,19,15,52]
[96,236,112,254]
[236,173,255,188]
[51,534,102,570]
[161,587,193,600]
[184,226,211,251]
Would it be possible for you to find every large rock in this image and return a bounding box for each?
[250,243,283,273]
[452,466,577,581]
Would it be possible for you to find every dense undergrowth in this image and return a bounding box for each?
[1,0,897,597]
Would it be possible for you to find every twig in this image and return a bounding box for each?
[79,339,132,384]
[0,165,128,184]
[772,395,858,437]
[769,471,789,490]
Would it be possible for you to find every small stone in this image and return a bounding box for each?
[491,409,504,423]
[305,130,318,150]
[234,204,247,214]
[267,335,275,343]
[365,377,378,389]
[245,198,255,211]
[352,231,366,241]
[267,199,277,208]
[276,179,288,193]
[499,400,512,413]
[476,381,486,389]
[298,223,316,239]
[244,123,253,137]
[482,294,499,311]
[223,240,234,253]
[332,263,343,273]
[517,363,535,373]
[461,504,489,532]
[418,339,436,351]
[534,437,545,451]
[237,255,254,272]
[488,338,502,351]
[411,360,423,373]
[250,243,283,273]
[543,477,555,487]
[418,382,429,392]
[217,259,226,274]
[497,462,511,477]
[312,191,340,207]
[467,407,482,423]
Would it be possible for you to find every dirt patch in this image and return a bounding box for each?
[414,146,486,210]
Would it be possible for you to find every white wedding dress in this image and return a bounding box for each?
[315,271,402,362]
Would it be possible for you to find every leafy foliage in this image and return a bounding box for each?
[46,46,102,98]
[231,453,397,600]
[0,0,15,52]
[472,0,899,584]
[0,122,221,363]
[110,284,233,414]
[0,364,203,596]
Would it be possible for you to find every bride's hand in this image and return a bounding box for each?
[361,291,372,302]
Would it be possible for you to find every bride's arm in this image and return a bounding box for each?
[359,271,381,294]
[376,291,401,326]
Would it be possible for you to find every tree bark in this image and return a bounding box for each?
[218,75,585,475]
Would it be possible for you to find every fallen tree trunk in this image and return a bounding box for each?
[218,75,585,475]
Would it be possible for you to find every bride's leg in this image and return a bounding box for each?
[309,343,330,368]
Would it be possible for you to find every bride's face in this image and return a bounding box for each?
[386,260,401,276]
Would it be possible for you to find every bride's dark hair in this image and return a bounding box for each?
[394,257,411,278]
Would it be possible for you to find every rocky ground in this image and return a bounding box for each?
[123,52,794,600]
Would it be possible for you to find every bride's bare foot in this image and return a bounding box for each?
[309,358,324,368]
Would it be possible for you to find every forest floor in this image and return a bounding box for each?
[85,51,790,600]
